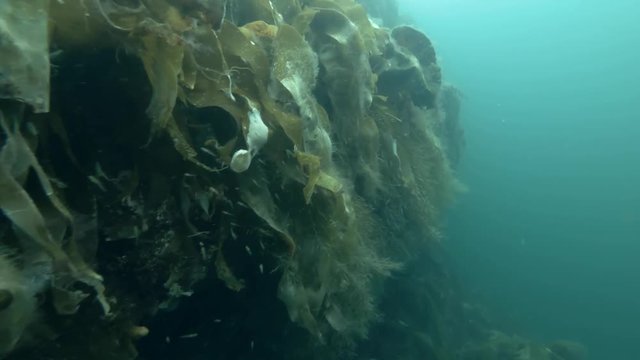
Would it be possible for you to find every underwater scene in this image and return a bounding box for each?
[0,0,637,359]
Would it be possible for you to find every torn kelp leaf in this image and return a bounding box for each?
[138,29,184,139]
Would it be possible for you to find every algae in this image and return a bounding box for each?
[0,0,50,113]
[0,1,577,359]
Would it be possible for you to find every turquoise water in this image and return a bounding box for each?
[401,1,640,358]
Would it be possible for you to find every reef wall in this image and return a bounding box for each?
[0,1,472,359]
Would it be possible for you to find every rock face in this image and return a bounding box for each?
[0,1,474,359]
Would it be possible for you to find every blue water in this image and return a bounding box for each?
[400,1,640,358]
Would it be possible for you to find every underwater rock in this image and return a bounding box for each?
[457,330,590,360]
[547,340,588,360]
[0,1,503,359]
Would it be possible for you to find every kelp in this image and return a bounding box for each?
[0,108,108,316]
[0,0,50,113]
[306,8,374,123]
[270,23,339,202]
[0,0,479,359]
[238,163,296,255]
[0,253,40,355]
[391,25,441,100]
[306,0,380,55]
[357,0,401,27]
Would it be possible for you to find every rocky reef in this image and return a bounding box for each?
[0,1,582,359]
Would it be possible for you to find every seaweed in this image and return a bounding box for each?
[0,1,486,359]
[0,0,50,112]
